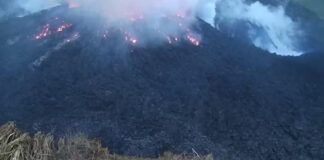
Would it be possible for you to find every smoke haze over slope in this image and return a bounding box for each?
[0,0,217,26]
[0,0,321,55]
[0,0,217,47]
[215,0,303,56]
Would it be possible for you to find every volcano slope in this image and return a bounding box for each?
[0,6,324,160]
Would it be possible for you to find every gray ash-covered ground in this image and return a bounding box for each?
[0,4,324,160]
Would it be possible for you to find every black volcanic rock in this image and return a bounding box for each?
[0,6,324,160]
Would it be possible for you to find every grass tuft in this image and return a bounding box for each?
[0,122,214,160]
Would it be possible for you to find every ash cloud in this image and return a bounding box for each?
[1,0,217,47]
[214,0,303,56]
[62,0,217,46]
[1,0,216,23]
[64,0,216,25]
[1,0,306,56]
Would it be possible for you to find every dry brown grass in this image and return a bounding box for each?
[0,122,213,160]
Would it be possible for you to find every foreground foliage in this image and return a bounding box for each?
[0,122,213,160]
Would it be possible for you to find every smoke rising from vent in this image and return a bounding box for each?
[214,0,303,56]
[1,0,306,56]
[65,0,217,44]
[22,0,216,24]
[0,0,217,47]
[1,0,217,26]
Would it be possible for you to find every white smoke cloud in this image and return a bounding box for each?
[64,0,216,24]
[214,0,303,56]
[4,0,216,46]
[17,0,60,13]
[62,0,217,42]
[8,0,216,27]
[2,0,303,56]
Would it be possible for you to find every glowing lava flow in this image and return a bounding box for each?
[125,36,138,44]
[124,31,138,45]
[57,24,72,32]
[167,36,172,44]
[35,24,51,40]
[103,31,109,39]
[33,9,201,48]
[130,38,137,44]
[187,35,200,46]
[34,21,73,40]
[66,32,80,43]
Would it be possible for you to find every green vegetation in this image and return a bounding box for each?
[0,122,214,160]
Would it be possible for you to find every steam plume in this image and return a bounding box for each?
[1,0,217,46]
[1,0,306,56]
[214,0,303,56]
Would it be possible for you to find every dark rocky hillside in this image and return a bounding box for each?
[0,5,323,160]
